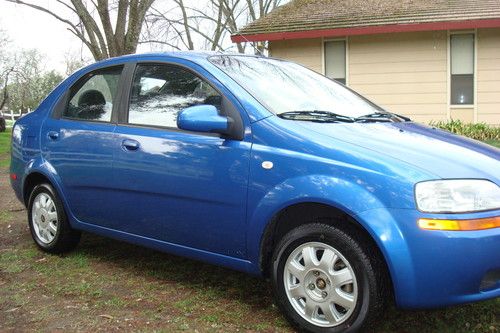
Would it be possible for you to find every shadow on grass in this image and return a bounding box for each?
[75,233,283,324]
[68,232,498,333]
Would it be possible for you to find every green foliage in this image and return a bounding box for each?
[485,140,500,148]
[431,119,500,141]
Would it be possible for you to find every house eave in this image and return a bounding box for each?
[231,18,500,43]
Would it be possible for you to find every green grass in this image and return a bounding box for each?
[485,140,500,148]
[0,128,11,168]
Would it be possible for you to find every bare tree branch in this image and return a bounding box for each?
[3,0,156,60]
[139,39,182,50]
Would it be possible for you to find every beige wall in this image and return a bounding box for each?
[269,29,500,125]
[269,38,323,73]
[349,31,448,124]
[477,28,500,125]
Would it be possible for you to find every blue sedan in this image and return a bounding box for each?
[9,52,500,333]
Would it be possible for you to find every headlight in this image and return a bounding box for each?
[415,179,500,213]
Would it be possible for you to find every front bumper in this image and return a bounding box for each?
[356,208,500,308]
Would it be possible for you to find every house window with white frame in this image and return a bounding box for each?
[450,33,475,105]
[324,40,346,84]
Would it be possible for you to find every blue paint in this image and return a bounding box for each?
[177,105,229,133]
[10,52,500,310]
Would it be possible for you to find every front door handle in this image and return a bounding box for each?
[47,131,59,140]
[122,139,140,151]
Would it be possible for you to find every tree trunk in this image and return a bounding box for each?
[0,68,13,111]
[5,0,156,61]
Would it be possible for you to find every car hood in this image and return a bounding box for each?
[294,121,500,183]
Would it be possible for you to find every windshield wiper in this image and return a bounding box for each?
[355,112,411,123]
[278,110,355,123]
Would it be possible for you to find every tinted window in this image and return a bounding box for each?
[128,64,222,128]
[64,67,122,122]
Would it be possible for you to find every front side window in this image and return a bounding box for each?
[210,55,383,119]
[450,34,474,105]
[324,40,346,84]
[64,67,122,121]
[128,64,222,128]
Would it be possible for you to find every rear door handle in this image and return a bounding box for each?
[47,131,59,140]
[122,139,140,151]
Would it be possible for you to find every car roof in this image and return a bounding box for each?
[73,51,268,78]
[91,51,265,67]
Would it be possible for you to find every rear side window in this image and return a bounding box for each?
[128,64,222,128]
[64,67,122,122]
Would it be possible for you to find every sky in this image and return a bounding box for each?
[0,1,91,73]
[0,1,255,74]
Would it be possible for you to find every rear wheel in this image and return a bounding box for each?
[271,223,385,333]
[28,183,81,253]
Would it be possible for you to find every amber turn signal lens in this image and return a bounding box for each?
[418,216,500,231]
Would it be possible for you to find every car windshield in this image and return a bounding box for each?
[209,55,388,120]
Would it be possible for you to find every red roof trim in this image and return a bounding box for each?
[231,18,500,42]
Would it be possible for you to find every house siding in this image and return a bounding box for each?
[477,28,500,125]
[348,31,448,124]
[269,29,500,125]
[269,38,323,73]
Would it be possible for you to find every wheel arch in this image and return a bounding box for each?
[23,172,52,206]
[257,201,395,304]
[22,164,80,231]
[22,160,68,211]
[260,203,387,272]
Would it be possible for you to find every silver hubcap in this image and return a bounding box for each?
[31,193,58,244]
[284,242,358,327]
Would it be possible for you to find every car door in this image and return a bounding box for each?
[41,66,124,225]
[111,61,251,258]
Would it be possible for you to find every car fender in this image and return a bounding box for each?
[22,157,78,228]
[245,174,414,293]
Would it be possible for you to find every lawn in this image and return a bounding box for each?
[0,129,498,332]
[0,129,11,168]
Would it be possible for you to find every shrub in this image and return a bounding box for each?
[430,119,500,141]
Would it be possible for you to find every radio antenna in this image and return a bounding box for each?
[234,33,265,56]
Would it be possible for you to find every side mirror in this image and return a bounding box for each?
[177,105,230,134]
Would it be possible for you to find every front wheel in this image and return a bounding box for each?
[271,223,386,333]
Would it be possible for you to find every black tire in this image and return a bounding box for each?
[271,223,386,333]
[27,183,81,253]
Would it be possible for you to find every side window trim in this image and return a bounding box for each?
[54,65,124,124]
[115,62,136,124]
[51,89,70,119]
[119,61,244,140]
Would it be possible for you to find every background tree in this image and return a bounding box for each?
[0,25,14,110]
[64,49,92,76]
[4,0,156,61]
[3,49,64,112]
[143,0,285,54]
